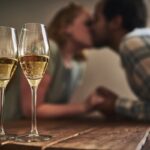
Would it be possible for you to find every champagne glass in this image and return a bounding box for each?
[0,26,18,141]
[17,23,51,142]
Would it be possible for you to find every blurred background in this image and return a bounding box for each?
[0,0,150,101]
[0,0,98,30]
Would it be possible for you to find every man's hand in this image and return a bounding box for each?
[84,86,118,117]
[95,86,118,116]
[84,91,105,112]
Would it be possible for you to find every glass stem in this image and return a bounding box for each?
[30,86,38,136]
[0,87,5,135]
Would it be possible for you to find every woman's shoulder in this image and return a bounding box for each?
[48,40,62,75]
[49,39,59,57]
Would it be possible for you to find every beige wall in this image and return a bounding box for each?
[71,49,137,102]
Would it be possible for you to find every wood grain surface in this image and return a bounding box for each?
[0,117,149,150]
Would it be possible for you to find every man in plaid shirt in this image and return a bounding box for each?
[91,0,150,120]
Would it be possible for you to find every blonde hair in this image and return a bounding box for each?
[47,3,83,48]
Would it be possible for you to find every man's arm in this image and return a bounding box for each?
[92,86,150,121]
[94,36,150,121]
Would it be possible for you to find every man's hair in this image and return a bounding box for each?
[98,0,147,32]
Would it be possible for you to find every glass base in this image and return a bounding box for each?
[0,134,16,141]
[15,134,52,142]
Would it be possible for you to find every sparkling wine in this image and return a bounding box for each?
[20,55,49,87]
[0,57,17,87]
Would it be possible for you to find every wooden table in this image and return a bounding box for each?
[0,116,150,150]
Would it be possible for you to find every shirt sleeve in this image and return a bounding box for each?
[115,97,150,121]
[115,36,150,121]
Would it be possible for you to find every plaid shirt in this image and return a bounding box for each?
[116,28,150,121]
